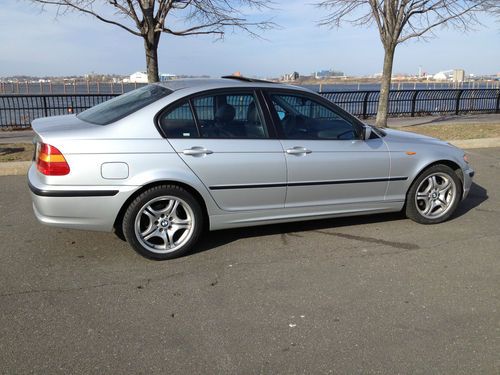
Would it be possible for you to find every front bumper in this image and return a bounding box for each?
[28,165,138,232]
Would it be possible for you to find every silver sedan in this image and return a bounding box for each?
[28,77,474,259]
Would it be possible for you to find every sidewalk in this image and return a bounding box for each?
[365,113,500,128]
[0,129,34,144]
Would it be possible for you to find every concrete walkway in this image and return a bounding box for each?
[0,130,34,144]
[365,113,500,128]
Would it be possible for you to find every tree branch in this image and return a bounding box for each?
[32,0,143,36]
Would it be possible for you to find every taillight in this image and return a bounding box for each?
[36,142,70,176]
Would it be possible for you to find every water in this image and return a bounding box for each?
[1,81,499,128]
[1,81,499,95]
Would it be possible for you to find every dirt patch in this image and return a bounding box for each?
[0,143,35,162]
[403,123,500,140]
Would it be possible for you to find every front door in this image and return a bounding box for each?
[265,91,391,208]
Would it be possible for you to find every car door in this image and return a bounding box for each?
[158,89,286,211]
[264,90,391,208]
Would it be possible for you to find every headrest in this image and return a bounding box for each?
[215,104,235,123]
[246,102,259,123]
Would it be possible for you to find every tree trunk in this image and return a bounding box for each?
[144,31,161,83]
[375,44,396,128]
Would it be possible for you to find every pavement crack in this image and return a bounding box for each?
[314,230,420,250]
[0,272,183,299]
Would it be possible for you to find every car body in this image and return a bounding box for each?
[28,77,474,259]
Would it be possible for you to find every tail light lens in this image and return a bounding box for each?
[36,142,70,176]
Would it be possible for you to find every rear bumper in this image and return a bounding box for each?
[462,167,474,200]
[28,165,138,232]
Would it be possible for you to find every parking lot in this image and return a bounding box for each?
[1,147,499,374]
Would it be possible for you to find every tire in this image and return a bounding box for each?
[122,185,203,260]
[405,164,462,224]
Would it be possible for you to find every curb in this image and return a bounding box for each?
[0,161,31,176]
[1,138,500,177]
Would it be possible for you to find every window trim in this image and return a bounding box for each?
[262,89,364,141]
[155,88,276,140]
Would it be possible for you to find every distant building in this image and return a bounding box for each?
[124,71,177,83]
[314,69,345,79]
[281,72,300,81]
[452,69,465,82]
[128,71,148,83]
[159,73,176,81]
[433,71,452,81]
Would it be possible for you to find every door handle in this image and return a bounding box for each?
[182,147,213,156]
[286,147,312,155]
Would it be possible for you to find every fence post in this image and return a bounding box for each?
[362,91,369,119]
[455,89,464,115]
[496,90,500,114]
[410,90,419,117]
[42,96,48,117]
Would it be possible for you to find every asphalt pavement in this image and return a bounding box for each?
[0,148,499,374]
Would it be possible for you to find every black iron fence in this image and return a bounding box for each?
[320,89,500,119]
[0,94,117,129]
[1,89,499,129]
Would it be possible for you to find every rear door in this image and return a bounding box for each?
[158,89,286,211]
[264,90,391,208]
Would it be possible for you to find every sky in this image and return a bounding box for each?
[0,0,499,78]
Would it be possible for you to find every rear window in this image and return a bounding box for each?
[77,84,172,125]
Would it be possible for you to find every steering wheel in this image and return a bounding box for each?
[283,114,308,137]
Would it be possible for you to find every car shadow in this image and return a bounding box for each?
[451,181,488,219]
[192,181,488,256]
[192,211,406,256]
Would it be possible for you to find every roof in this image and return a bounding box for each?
[156,76,299,92]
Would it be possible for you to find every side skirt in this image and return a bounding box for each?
[209,200,405,231]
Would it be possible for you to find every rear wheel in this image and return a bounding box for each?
[405,165,462,224]
[123,185,203,260]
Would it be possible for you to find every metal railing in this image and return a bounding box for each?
[0,94,117,129]
[320,89,500,119]
[1,89,499,129]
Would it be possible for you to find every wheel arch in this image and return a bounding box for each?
[113,180,210,239]
[412,159,463,186]
[405,159,463,204]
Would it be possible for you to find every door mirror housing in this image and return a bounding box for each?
[363,125,373,140]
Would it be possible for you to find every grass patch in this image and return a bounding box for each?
[403,123,500,140]
[0,143,34,162]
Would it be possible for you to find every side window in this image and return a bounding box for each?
[191,93,268,139]
[270,94,357,140]
[159,101,199,138]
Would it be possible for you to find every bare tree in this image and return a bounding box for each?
[32,0,274,82]
[315,0,488,127]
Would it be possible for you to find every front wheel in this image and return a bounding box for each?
[123,185,203,260]
[405,165,462,224]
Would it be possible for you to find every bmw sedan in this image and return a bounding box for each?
[28,77,474,260]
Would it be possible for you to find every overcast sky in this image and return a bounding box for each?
[0,0,499,78]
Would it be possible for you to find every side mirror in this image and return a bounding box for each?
[363,125,372,140]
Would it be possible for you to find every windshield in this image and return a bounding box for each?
[77,84,172,125]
